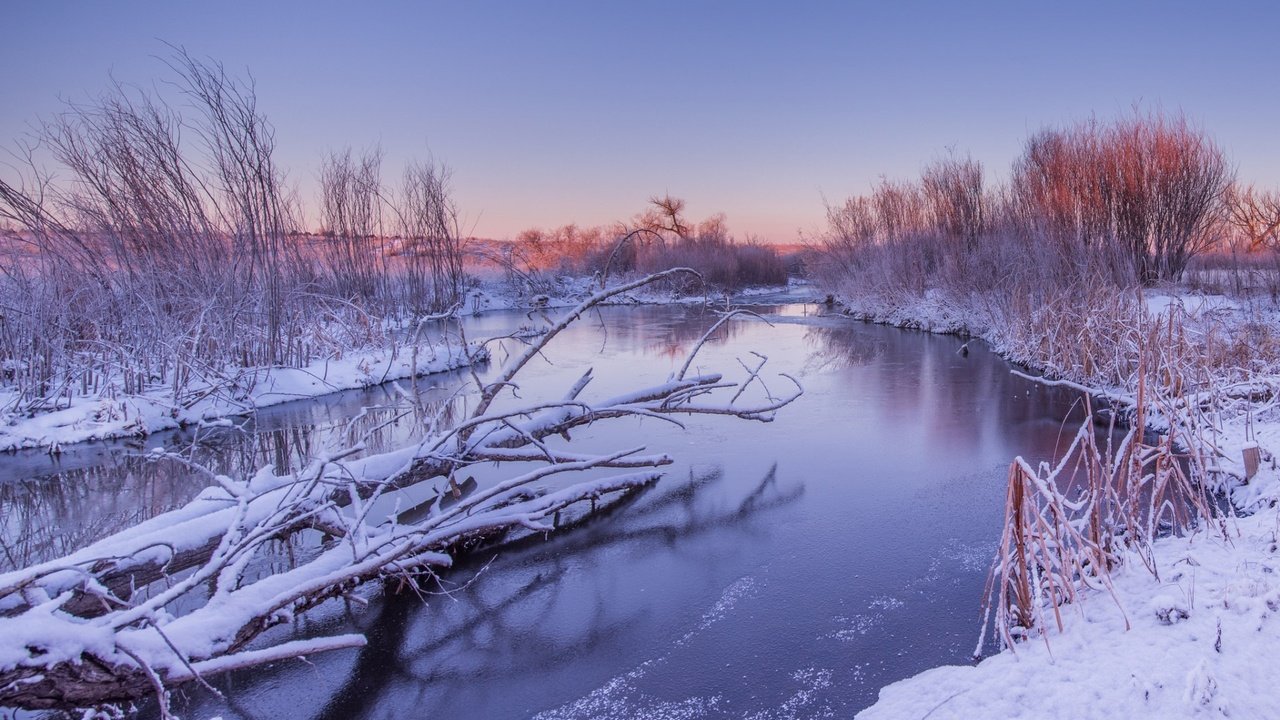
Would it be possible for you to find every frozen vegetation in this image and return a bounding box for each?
[809,113,1280,718]
[0,51,796,456]
[0,52,808,714]
[4,45,1280,719]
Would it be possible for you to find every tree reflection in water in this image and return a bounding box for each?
[171,464,802,720]
[0,384,470,574]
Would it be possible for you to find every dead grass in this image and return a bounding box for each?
[979,307,1241,652]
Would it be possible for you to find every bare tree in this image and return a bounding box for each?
[1010,112,1232,284]
[921,153,986,246]
[165,47,302,363]
[394,159,465,314]
[638,193,691,239]
[1225,183,1280,251]
[319,146,386,301]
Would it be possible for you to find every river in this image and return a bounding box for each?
[1,301,1102,719]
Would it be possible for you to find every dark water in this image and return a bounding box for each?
[1,303,1102,719]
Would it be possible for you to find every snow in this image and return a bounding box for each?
[858,507,1280,720]
[463,276,815,316]
[1145,291,1241,318]
[0,340,483,452]
[0,603,118,673]
[831,281,1280,719]
[174,634,366,681]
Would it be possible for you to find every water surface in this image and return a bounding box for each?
[1,303,1100,719]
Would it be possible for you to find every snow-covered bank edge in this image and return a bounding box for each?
[834,290,1273,504]
[0,342,485,453]
[859,505,1280,719]
[839,290,1280,719]
[462,275,817,315]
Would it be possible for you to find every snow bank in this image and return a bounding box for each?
[1145,291,1241,318]
[831,280,1280,719]
[0,341,482,452]
[837,289,983,336]
[858,506,1280,720]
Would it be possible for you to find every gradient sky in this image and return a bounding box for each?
[4,1,1278,241]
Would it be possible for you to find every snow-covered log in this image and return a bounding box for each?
[0,271,801,713]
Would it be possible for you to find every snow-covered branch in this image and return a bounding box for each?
[0,273,801,713]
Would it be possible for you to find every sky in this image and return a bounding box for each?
[3,1,1279,242]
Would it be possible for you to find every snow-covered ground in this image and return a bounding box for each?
[838,286,1280,720]
[859,501,1280,720]
[0,341,481,452]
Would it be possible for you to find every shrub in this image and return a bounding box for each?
[1010,112,1231,284]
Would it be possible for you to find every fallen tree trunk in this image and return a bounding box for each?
[0,271,801,714]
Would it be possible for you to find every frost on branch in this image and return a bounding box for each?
[0,270,801,713]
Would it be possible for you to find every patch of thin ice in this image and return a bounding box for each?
[683,575,758,641]
[741,667,836,720]
[823,594,908,643]
[868,596,904,612]
[824,614,879,641]
[915,538,998,588]
[532,575,758,720]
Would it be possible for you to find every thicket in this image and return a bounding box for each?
[815,113,1238,298]
[0,51,466,415]
[810,112,1280,389]
[507,195,789,293]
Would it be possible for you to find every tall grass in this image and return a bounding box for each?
[0,51,466,416]
[981,321,1228,652]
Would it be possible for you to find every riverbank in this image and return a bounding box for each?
[0,278,812,453]
[842,287,1280,719]
[461,274,817,314]
[0,340,485,452]
[859,501,1280,719]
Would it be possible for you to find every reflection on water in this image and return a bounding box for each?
[302,466,802,720]
[0,373,475,573]
[0,303,1110,719]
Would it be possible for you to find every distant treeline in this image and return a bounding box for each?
[501,195,792,292]
[810,111,1280,390]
